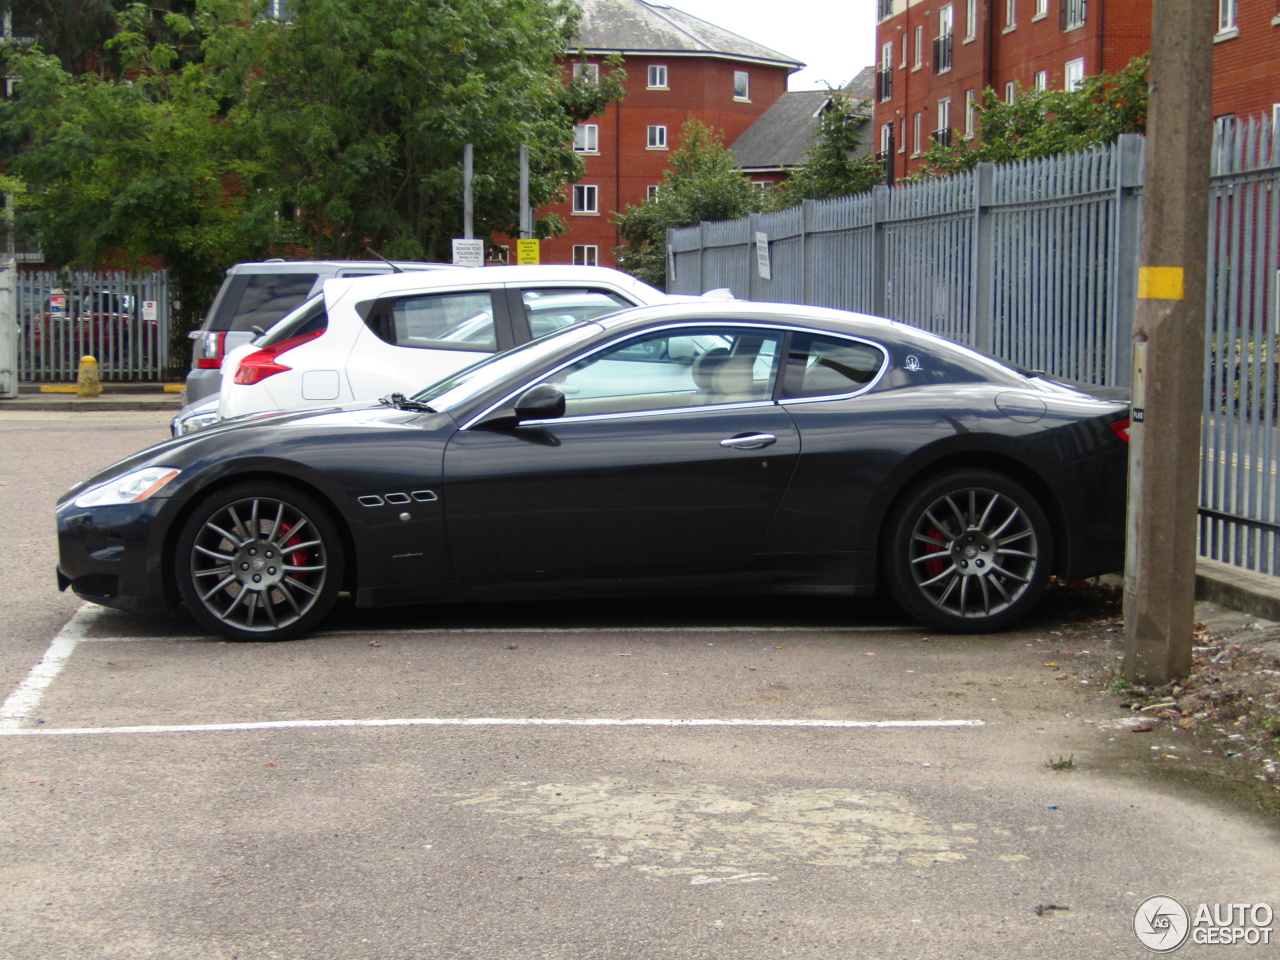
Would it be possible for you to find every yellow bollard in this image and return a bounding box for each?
[76,356,103,399]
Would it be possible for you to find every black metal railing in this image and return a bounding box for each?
[876,68,893,101]
[932,32,952,73]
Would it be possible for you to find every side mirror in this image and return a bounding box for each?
[513,383,566,421]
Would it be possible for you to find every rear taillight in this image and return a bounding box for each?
[196,331,227,369]
[233,330,323,386]
[1110,418,1131,443]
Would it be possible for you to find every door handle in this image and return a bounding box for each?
[720,433,777,450]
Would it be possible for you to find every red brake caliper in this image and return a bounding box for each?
[923,525,947,579]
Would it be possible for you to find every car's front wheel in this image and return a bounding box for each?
[884,469,1051,633]
[175,481,344,641]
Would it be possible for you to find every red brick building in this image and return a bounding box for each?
[873,0,1280,180]
[538,0,803,268]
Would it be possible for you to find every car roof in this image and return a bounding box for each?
[590,299,899,338]
[322,265,666,302]
[225,259,449,275]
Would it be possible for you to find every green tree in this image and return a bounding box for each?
[918,56,1148,176]
[776,93,883,204]
[0,1,200,77]
[614,119,770,289]
[202,0,625,261]
[0,13,279,332]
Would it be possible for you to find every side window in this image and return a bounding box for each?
[521,287,632,339]
[782,333,886,400]
[539,327,782,418]
[364,290,498,351]
[227,273,319,332]
[259,296,327,347]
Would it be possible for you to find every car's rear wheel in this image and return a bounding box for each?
[885,469,1051,633]
[175,481,344,641]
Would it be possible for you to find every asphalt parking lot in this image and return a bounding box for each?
[2,409,1278,959]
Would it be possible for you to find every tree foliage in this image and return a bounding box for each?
[0,12,278,328]
[0,0,200,77]
[775,93,883,204]
[201,0,625,261]
[918,56,1148,176]
[614,119,771,289]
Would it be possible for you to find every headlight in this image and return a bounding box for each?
[73,467,180,508]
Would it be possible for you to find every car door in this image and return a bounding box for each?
[441,325,800,583]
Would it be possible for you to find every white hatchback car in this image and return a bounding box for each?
[216,265,668,422]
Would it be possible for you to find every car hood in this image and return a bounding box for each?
[63,403,451,505]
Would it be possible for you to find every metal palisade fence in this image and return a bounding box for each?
[15,269,172,382]
[667,121,1279,575]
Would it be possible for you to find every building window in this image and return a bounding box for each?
[572,63,600,84]
[934,97,952,147]
[573,124,598,153]
[964,89,976,137]
[934,5,953,73]
[488,245,510,264]
[880,123,893,155]
[1217,0,1237,35]
[752,181,774,193]
[647,64,668,89]
[1005,0,1016,30]
[901,34,908,68]
[733,70,750,101]
[965,0,977,39]
[877,41,894,101]
[877,0,893,20]
[573,245,598,267]
[1033,0,1047,19]
[913,26,923,68]
[1064,57,1085,90]
[1061,0,1086,30]
[1034,70,1048,91]
[572,184,598,214]
[1004,80,1017,103]
[267,0,292,20]
[647,125,668,149]
[912,111,922,155]
[646,185,661,200]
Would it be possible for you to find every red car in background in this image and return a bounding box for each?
[27,289,157,375]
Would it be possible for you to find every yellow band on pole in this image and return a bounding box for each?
[1137,266,1185,300]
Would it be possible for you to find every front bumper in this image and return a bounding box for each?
[56,496,185,616]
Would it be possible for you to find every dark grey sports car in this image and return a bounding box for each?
[57,301,1130,641]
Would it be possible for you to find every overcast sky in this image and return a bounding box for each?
[662,0,879,91]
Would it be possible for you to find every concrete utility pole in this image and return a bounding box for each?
[1122,0,1215,684]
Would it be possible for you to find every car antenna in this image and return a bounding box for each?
[365,246,404,273]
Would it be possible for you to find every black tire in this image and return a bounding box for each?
[175,481,345,641]
[884,469,1052,633]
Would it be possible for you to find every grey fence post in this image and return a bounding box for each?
[971,163,995,355]
[0,260,14,398]
[699,222,708,295]
[801,200,815,306]
[1111,133,1146,387]
[871,185,890,317]
[747,213,760,301]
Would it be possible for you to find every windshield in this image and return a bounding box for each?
[413,320,605,413]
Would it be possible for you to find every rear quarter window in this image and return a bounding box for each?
[782,333,887,400]
[219,274,320,332]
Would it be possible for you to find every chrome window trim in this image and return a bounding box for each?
[521,399,777,428]
[459,321,891,430]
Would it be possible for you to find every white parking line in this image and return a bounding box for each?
[0,606,939,737]
[0,717,984,738]
[0,605,102,730]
